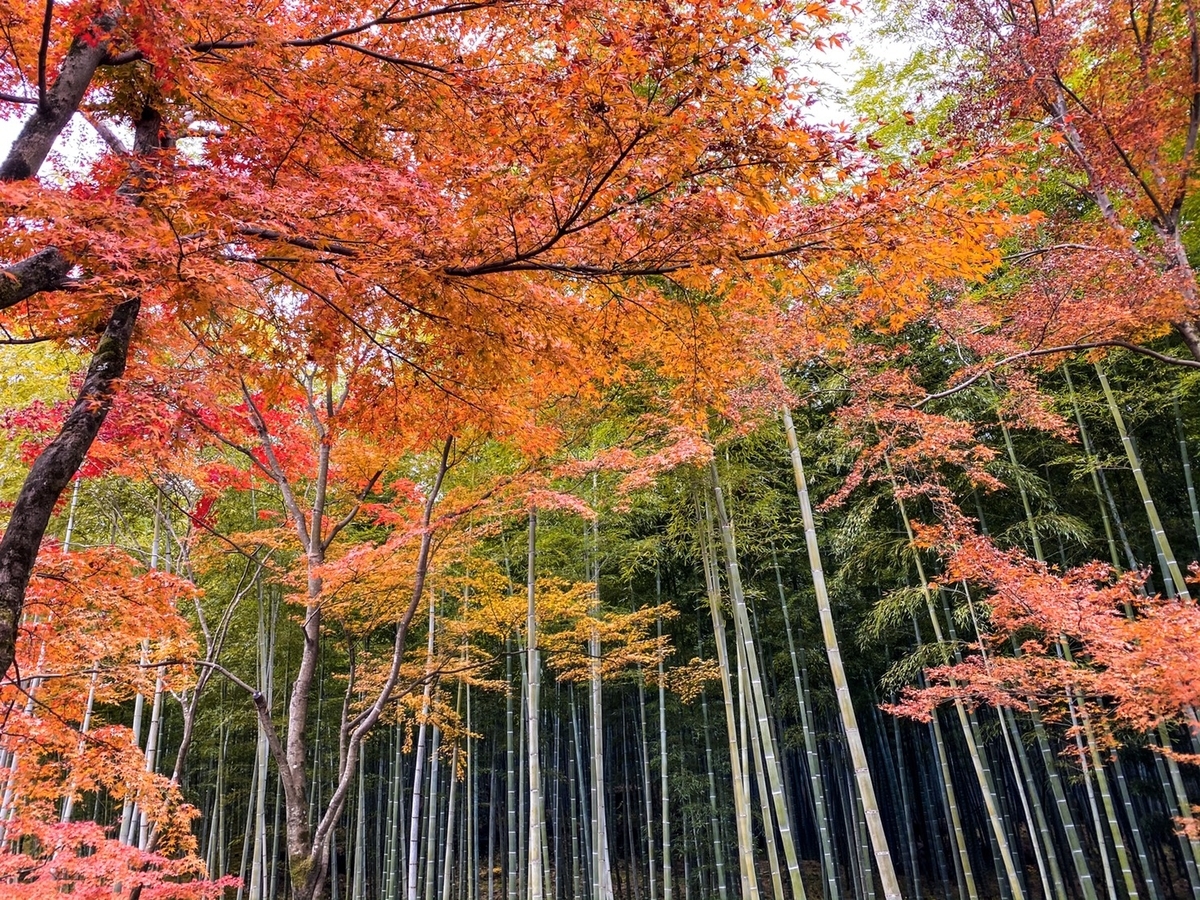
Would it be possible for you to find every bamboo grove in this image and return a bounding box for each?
[3,1,1200,899]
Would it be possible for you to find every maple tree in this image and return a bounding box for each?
[887,519,1200,736]
[919,0,1200,359]
[0,0,866,682]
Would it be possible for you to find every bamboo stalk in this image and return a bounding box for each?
[781,407,902,900]
[888,454,1023,899]
[697,496,761,900]
[656,567,672,900]
[708,458,808,900]
[527,511,544,900]
[1095,364,1190,601]
[772,542,840,900]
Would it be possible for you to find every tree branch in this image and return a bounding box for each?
[311,436,452,856]
[234,226,360,258]
[0,249,72,310]
[240,380,312,552]
[322,470,384,552]
[1,10,119,181]
[915,339,1200,407]
[37,0,55,111]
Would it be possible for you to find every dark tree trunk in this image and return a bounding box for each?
[0,297,140,678]
[0,10,149,679]
[0,12,119,182]
[0,248,71,311]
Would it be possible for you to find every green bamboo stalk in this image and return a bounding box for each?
[781,407,902,900]
[1156,723,1200,875]
[270,766,282,900]
[889,709,920,899]
[657,567,672,900]
[488,750,498,900]
[735,629,787,900]
[1147,735,1200,890]
[939,588,1024,900]
[1064,368,1123,570]
[1173,397,1200,556]
[772,543,839,900]
[527,511,544,900]
[914,709,953,897]
[889,467,1024,900]
[1095,363,1190,601]
[912,619,978,900]
[962,582,1064,900]
[709,458,809,900]
[249,578,277,900]
[506,638,518,900]
[387,725,404,900]
[518,642,527,900]
[425,722,443,900]
[638,674,658,900]
[697,497,761,900]
[237,754,259,900]
[567,705,582,900]
[588,505,614,900]
[353,752,367,900]
[1110,755,1162,900]
[442,697,463,900]
[987,398,1098,900]
[996,401,1135,900]
[699,683,730,900]
[851,769,878,900]
[407,601,439,900]
[571,686,593,894]
[1007,708,1068,900]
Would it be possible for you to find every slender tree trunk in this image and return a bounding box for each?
[0,297,140,678]
[0,30,166,677]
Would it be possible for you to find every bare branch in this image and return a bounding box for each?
[322,470,384,552]
[37,0,54,110]
[1001,243,1112,264]
[915,339,1200,407]
[311,436,453,855]
[80,109,129,156]
[235,226,360,258]
[240,380,313,552]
